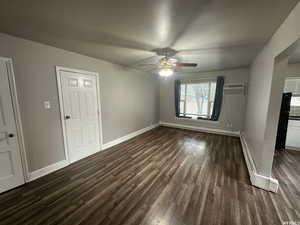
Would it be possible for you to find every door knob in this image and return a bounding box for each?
[65,115,71,120]
[8,133,14,138]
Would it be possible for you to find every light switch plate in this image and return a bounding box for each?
[44,101,51,109]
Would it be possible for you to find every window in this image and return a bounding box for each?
[291,96,300,107]
[179,80,216,119]
[284,78,300,93]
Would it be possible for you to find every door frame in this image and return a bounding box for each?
[56,66,103,164]
[0,57,28,182]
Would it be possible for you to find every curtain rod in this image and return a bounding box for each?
[178,77,218,83]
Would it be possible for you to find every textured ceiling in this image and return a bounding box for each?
[0,0,298,73]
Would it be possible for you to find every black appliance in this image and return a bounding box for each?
[275,92,292,150]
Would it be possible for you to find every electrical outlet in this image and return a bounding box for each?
[44,101,51,109]
[226,122,232,128]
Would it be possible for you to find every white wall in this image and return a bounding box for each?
[243,3,300,177]
[160,68,248,133]
[0,33,160,172]
[287,62,300,77]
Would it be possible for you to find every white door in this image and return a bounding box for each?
[0,59,24,193]
[59,69,101,163]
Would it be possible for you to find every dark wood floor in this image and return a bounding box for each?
[0,127,299,225]
[272,149,300,222]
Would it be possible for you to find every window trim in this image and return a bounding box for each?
[175,116,220,124]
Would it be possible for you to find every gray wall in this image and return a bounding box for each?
[160,68,249,132]
[287,62,300,77]
[243,2,300,177]
[0,33,159,172]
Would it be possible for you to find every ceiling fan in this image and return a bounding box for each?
[135,47,198,77]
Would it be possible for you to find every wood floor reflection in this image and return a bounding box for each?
[272,149,300,223]
[0,127,299,225]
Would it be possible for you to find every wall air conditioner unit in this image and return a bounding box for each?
[223,83,247,95]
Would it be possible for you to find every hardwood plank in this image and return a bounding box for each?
[0,127,299,225]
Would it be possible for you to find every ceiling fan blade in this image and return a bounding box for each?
[175,63,197,67]
[135,63,157,66]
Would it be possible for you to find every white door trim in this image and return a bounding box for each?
[56,66,103,164]
[0,57,29,182]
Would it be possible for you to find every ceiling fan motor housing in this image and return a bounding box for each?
[153,47,178,57]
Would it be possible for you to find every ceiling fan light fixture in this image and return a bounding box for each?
[159,68,174,77]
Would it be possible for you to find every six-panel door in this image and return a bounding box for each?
[60,70,101,163]
[0,59,24,193]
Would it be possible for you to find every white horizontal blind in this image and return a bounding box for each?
[179,80,216,119]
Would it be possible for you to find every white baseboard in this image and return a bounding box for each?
[251,172,279,193]
[240,132,279,193]
[29,160,69,182]
[286,146,300,151]
[159,121,240,137]
[28,124,159,182]
[160,122,279,192]
[28,124,278,193]
[102,123,159,150]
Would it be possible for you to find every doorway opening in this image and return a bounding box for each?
[271,39,300,195]
[275,78,300,151]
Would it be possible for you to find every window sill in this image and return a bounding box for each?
[175,116,220,124]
